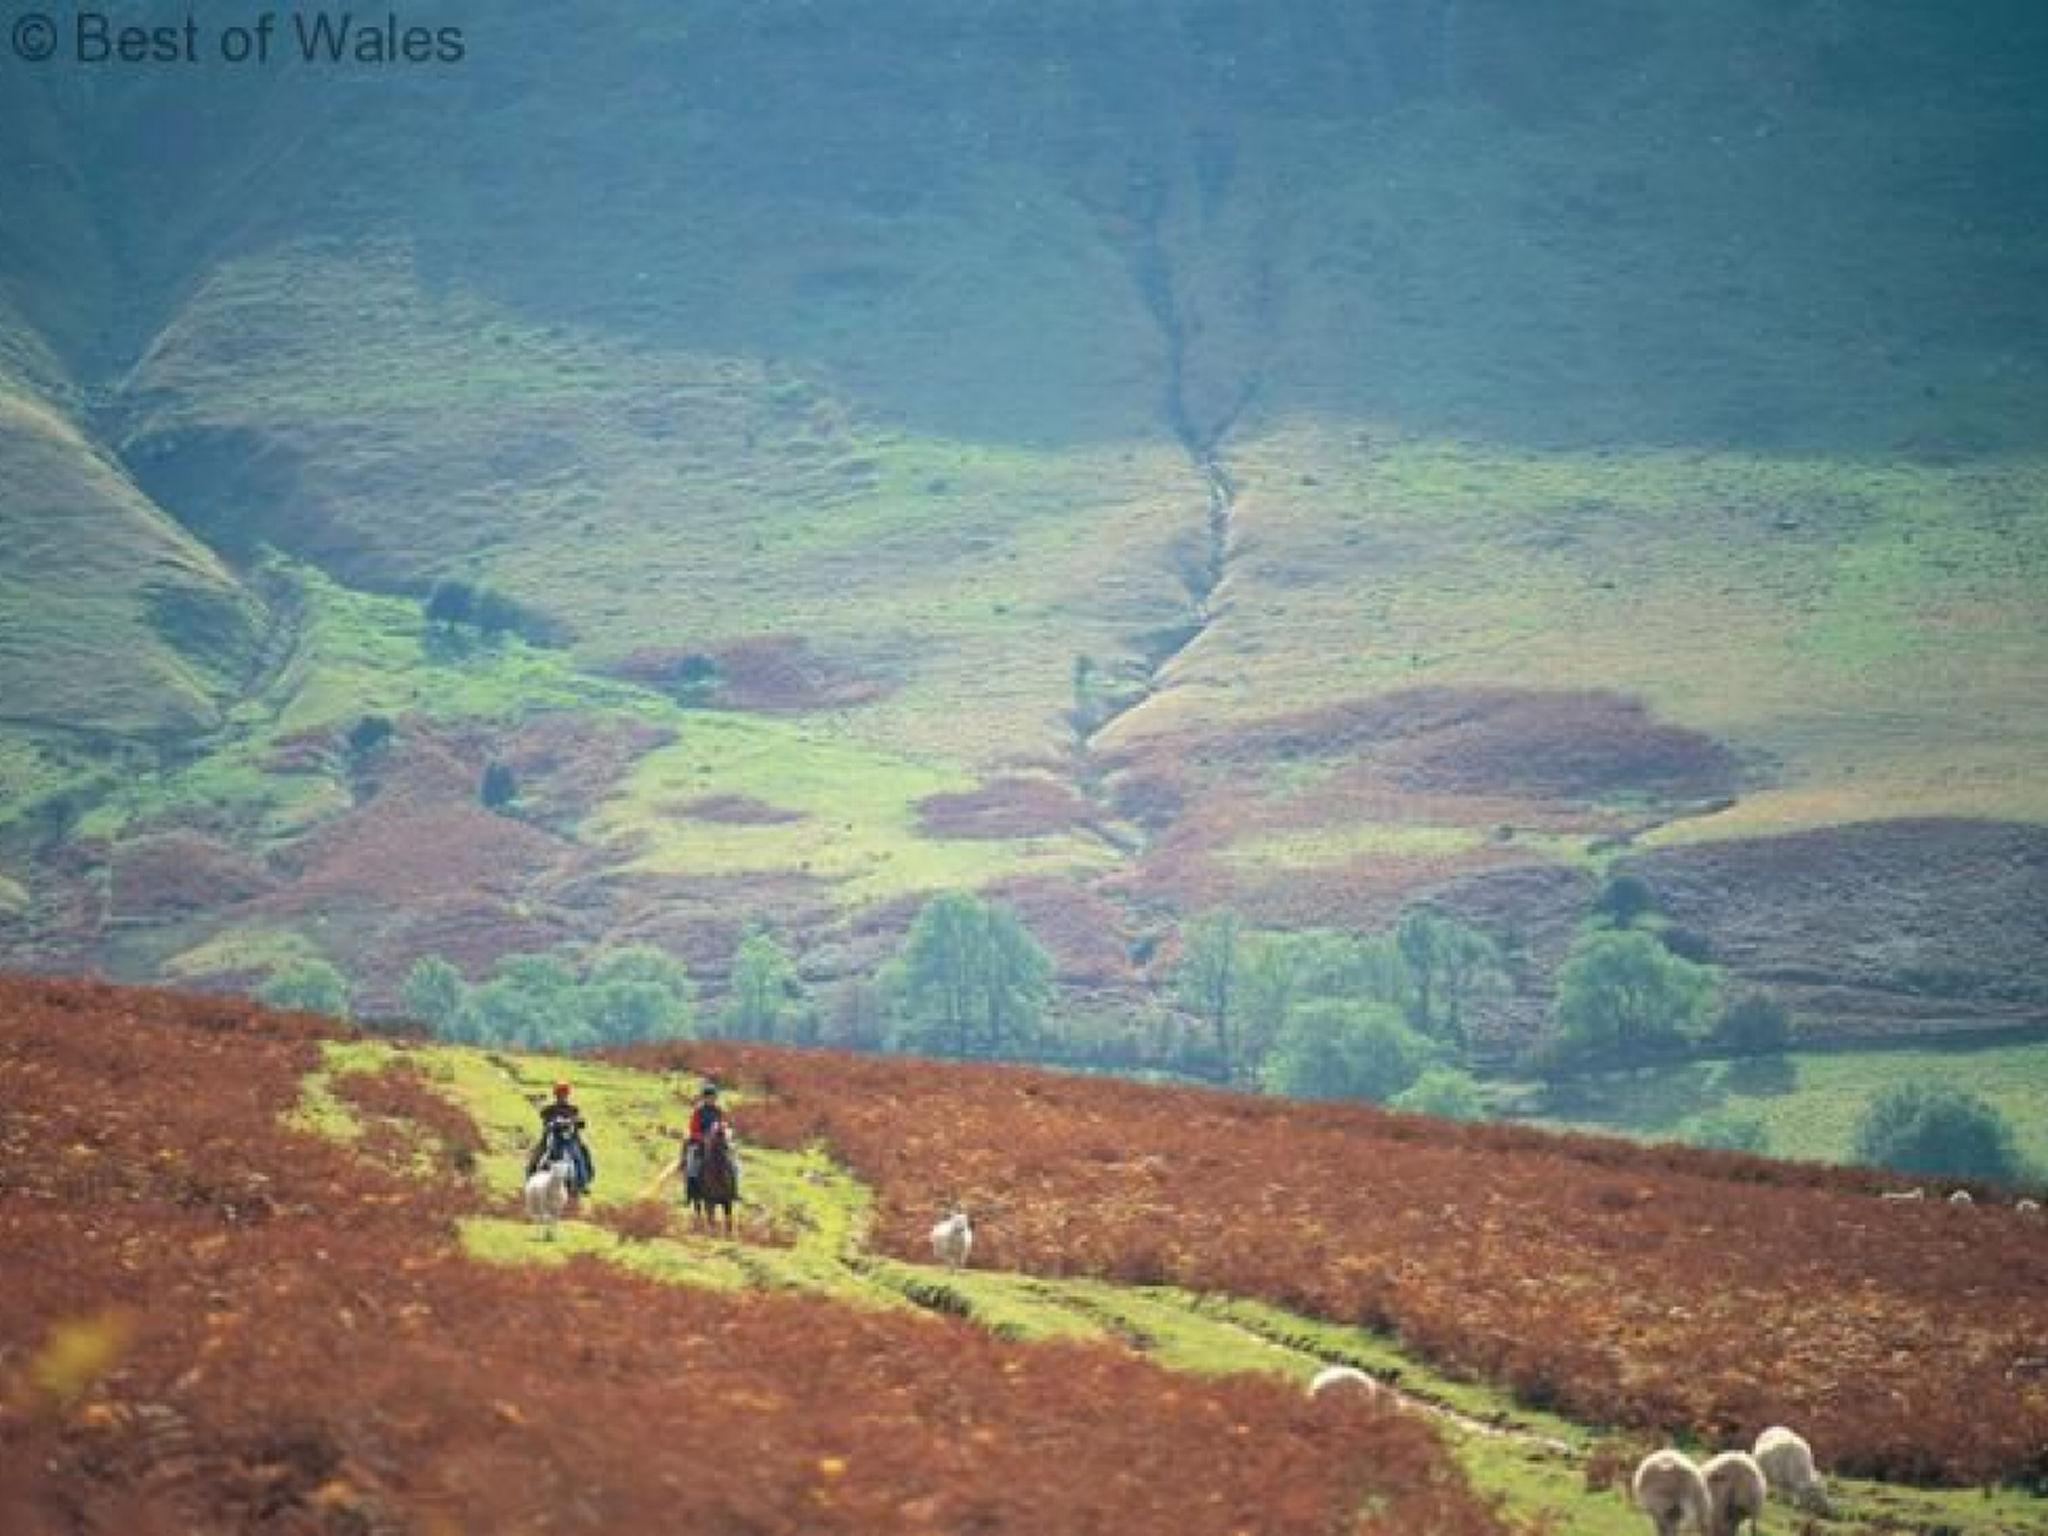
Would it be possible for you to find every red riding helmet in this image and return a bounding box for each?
[552,1081,572,1099]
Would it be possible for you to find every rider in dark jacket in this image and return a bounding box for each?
[528,1080,594,1192]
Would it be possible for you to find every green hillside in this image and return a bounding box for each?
[0,0,2044,1045]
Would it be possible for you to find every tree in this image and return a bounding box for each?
[457,953,591,1049]
[1261,998,1433,1104]
[1173,909,1244,1081]
[401,956,467,1032]
[584,945,694,1044]
[1394,906,1504,1053]
[260,959,351,1019]
[480,760,517,810]
[1716,993,1792,1056]
[425,578,475,627]
[725,929,802,1041]
[346,714,394,758]
[889,892,1053,1060]
[474,588,521,640]
[1550,929,1719,1067]
[1593,873,1657,929]
[1852,1084,2022,1183]
[1391,1065,1487,1121]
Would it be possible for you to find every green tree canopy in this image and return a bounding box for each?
[1172,909,1245,1081]
[1550,928,1720,1068]
[889,892,1053,1060]
[259,959,351,1019]
[1852,1084,2022,1183]
[457,953,592,1049]
[1593,873,1657,929]
[724,929,803,1042]
[584,944,695,1045]
[1394,906,1505,1052]
[1261,998,1434,1104]
[401,956,467,1031]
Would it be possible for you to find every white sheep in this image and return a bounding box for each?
[2017,1198,2040,1215]
[1307,1365,1381,1402]
[1702,1451,1768,1536]
[1753,1425,1831,1515]
[930,1210,973,1270]
[1948,1189,1975,1206]
[524,1159,572,1241]
[1632,1449,1712,1536]
[1879,1187,1925,1202]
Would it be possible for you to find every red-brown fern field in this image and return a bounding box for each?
[664,1041,2048,1487]
[0,977,1519,1535]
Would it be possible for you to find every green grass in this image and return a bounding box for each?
[1498,1039,2048,1178]
[591,716,1115,902]
[285,1038,2048,1535]
[1127,420,2048,843]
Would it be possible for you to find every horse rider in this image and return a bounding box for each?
[684,1079,728,1182]
[527,1079,595,1197]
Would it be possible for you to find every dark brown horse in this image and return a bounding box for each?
[686,1123,738,1235]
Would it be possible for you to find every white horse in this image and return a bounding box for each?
[525,1157,573,1241]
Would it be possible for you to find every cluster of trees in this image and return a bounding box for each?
[1527,873,1790,1076]
[404,946,696,1049]
[1169,906,1506,1116]
[379,894,1056,1060]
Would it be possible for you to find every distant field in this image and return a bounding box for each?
[1500,1039,2048,1180]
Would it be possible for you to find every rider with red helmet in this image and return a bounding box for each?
[528,1080,594,1196]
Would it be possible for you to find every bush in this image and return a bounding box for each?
[1593,874,1656,929]
[1716,993,1791,1056]
[346,715,394,757]
[1391,1066,1487,1122]
[1852,1083,2022,1183]
[425,579,475,626]
[259,959,351,1019]
[480,760,517,810]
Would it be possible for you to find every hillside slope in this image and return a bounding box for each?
[5,978,2044,1534]
[0,1,2044,1037]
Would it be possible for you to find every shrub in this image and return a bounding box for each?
[1391,1066,1487,1122]
[1852,1083,2022,1183]
[1593,873,1657,929]
[345,714,394,757]
[258,959,351,1019]
[1716,993,1792,1056]
[480,760,517,810]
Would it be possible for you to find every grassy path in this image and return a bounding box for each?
[294,1039,2048,1536]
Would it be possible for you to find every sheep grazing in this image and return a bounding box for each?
[1879,1187,1925,1202]
[1948,1189,1975,1206]
[2018,1198,2041,1215]
[1307,1365,1381,1402]
[1701,1451,1768,1536]
[930,1210,973,1270]
[1753,1425,1831,1515]
[1632,1449,1711,1536]
[525,1160,572,1241]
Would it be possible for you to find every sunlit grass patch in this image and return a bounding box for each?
[590,715,1115,902]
